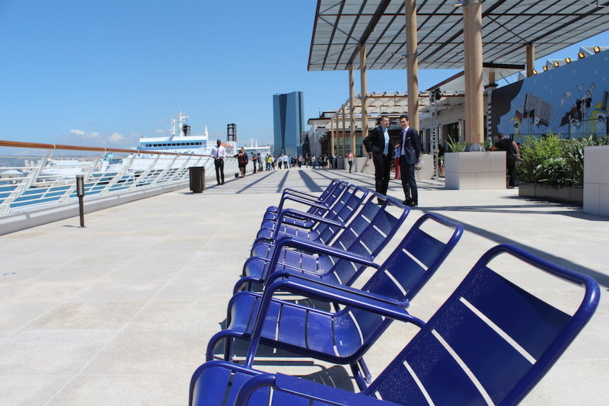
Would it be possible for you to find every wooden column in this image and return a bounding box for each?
[349,65,356,155]
[463,0,484,148]
[405,0,419,128]
[360,46,369,148]
[526,44,535,77]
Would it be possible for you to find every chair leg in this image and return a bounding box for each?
[350,358,372,391]
[224,336,234,361]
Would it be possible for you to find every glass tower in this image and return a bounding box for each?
[273,91,304,157]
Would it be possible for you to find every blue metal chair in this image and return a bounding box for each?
[190,244,601,406]
[253,183,367,248]
[235,194,408,293]
[263,178,342,217]
[260,179,349,233]
[207,213,463,389]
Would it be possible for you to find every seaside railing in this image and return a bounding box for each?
[0,140,239,216]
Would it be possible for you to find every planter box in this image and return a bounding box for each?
[583,145,609,217]
[519,183,583,205]
[353,157,375,173]
[445,151,506,190]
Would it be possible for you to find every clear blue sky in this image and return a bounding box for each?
[1,0,608,151]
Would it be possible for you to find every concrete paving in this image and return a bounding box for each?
[0,167,607,405]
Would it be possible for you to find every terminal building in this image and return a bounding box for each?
[305,0,609,161]
[308,46,609,158]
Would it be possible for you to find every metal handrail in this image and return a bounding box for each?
[0,140,239,216]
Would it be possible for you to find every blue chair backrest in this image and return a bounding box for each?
[306,179,347,217]
[317,195,410,285]
[275,179,348,223]
[314,178,342,202]
[312,184,369,245]
[332,213,463,357]
[320,178,342,198]
[366,244,600,406]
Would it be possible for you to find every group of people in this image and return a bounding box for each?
[213,121,517,208]
[363,115,522,207]
[364,115,422,207]
[212,116,423,208]
[212,144,337,185]
[211,142,266,184]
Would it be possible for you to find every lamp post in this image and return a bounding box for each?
[430,89,442,179]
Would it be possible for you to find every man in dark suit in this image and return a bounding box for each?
[492,132,520,187]
[398,115,422,207]
[363,115,393,204]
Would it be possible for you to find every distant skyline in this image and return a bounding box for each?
[1,1,608,152]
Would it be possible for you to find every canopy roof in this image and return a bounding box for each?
[308,0,609,71]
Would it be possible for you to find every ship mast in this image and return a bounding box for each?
[169,112,189,140]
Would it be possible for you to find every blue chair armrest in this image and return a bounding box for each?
[269,236,376,267]
[264,276,420,322]
[235,237,377,293]
[234,372,398,406]
[276,208,346,228]
[243,276,425,366]
[274,195,329,214]
[263,236,378,282]
[266,273,410,309]
[265,208,347,242]
[206,329,252,361]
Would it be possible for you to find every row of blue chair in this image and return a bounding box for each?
[190,179,600,406]
[221,180,439,386]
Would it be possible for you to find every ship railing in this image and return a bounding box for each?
[0,140,239,217]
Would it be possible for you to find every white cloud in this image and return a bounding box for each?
[69,129,101,140]
[107,132,124,143]
[62,129,138,149]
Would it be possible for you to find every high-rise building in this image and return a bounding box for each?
[273,91,304,157]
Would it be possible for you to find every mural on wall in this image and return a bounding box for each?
[491,52,609,140]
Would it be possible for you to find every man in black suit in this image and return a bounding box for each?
[398,115,422,207]
[492,132,520,187]
[363,115,393,204]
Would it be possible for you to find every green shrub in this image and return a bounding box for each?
[534,157,572,186]
[517,134,607,187]
[445,138,467,153]
[517,134,563,184]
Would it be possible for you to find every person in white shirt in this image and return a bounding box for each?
[211,139,226,185]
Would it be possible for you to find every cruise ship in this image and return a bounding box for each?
[136,112,234,156]
[136,112,271,158]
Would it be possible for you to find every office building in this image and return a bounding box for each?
[273,91,304,157]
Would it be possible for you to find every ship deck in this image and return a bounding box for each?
[0,168,607,405]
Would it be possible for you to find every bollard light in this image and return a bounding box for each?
[76,175,85,228]
[76,175,85,197]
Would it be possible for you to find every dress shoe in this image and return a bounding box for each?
[402,198,417,207]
